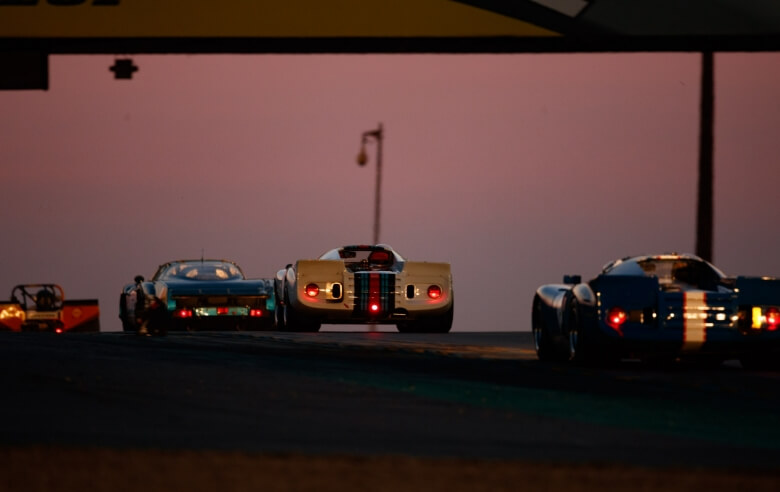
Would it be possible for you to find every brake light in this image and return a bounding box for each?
[0,306,25,320]
[766,307,780,330]
[427,285,442,299]
[174,308,193,319]
[305,284,319,297]
[370,303,380,313]
[250,309,263,317]
[605,306,627,330]
[217,307,229,315]
[55,328,63,334]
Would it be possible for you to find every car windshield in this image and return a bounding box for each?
[319,247,401,272]
[637,259,722,290]
[157,261,244,281]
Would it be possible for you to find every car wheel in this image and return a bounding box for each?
[121,319,136,333]
[566,298,608,366]
[283,303,321,333]
[423,305,454,333]
[532,297,564,362]
[395,321,419,333]
[274,304,285,329]
[568,321,579,361]
[566,299,583,362]
[282,304,296,331]
[119,294,136,332]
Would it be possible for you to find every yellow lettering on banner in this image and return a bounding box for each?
[0,0,558,38]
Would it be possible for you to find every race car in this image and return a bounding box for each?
[532,253,780,368]
[119,259,275,333]
[274,244,454,333]
[0,284,100,333]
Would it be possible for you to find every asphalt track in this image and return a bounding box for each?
[1,329,779,491]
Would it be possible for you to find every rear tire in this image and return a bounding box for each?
[120,315,136,333]
[119,294,136,333]
[532,297,567,362]
[424,305,454,333]
[566,298,613,366]
[274,304,285,329]
[566,299,586,363]
[283,303,321,333]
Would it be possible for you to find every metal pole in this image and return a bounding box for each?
[696,52,714,262]
[358,123,384,245]
[373,123,383,245]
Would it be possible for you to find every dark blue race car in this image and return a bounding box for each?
[119,259,275,334]
[532,253,780,368]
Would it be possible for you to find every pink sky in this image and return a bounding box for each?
[2,52,779,332]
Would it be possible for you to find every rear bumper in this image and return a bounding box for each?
[595,322,780,358]
[293,299,453,323]
[169,314,273,331]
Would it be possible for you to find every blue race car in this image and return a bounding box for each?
[532,253,780,368]
[119,259,275,334]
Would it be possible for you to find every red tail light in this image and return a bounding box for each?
[605,306,628,330]
[174,308,193,319]
[217,307,229,315]
[305,284,319,297]
[370,303,380,313]
[427,285,442,299]
[55,328,63,334]
[250,309,263,317]
[766,307,780,330]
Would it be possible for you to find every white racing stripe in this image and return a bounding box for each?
[683,291,707,351]
[530,0,590,17]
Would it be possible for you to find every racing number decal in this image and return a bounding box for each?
[683,291,707,350]
[0,1,120,5]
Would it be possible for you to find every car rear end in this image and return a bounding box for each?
[729,276,780,359]
[168,282,275,330]
[292,260,452,324]
[0,301,99,333]
[592,275,747,358]
[656,290,740,355]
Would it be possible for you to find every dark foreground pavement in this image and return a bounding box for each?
[1,331,779,490]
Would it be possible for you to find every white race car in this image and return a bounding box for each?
[275,245,453,333]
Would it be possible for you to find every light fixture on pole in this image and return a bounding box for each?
[357,123,383,245]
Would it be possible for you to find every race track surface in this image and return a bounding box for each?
[1,330,779,491]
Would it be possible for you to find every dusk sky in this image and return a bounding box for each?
[2,52,779,332]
